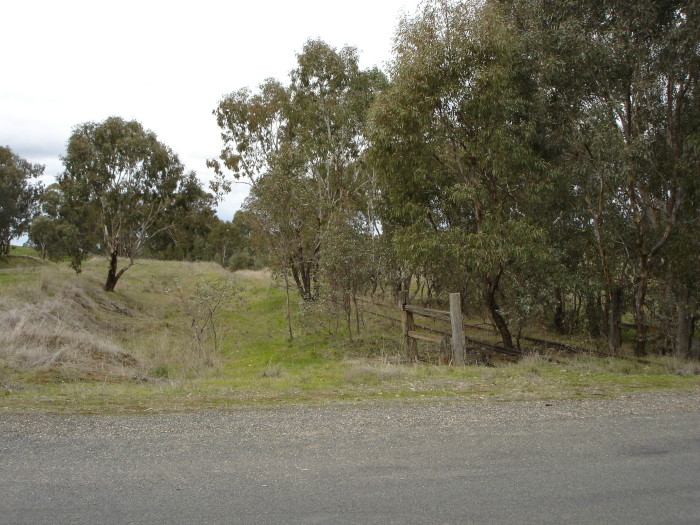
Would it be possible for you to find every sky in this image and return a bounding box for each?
[2,0,422,226]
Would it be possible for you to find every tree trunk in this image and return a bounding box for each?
[608,286,623,353]
[676,285,695,358]
[104,251,120,292]
[553,288,565,334]
[585,294,602,338]
[283,270,294,341]
[104,251,131,292]
[289,254,316,301]
[485,270,513,350]
[399,290,417,360]
[633,265,650,357]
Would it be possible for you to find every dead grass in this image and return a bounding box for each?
[500,351,700,380]
[232,269,273,284]
[259,361,285,379]
[342,359,415,385]
[0,267,143,382]
[0,259,237,383]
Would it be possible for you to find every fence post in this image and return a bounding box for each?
[449,293,466,365]
[399,290,417,360]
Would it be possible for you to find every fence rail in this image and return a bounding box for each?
[398,290,467,365]
[358,295,522,360]
[353,295,666,363]
[403,305,451,323]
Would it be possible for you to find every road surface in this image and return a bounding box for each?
[2,391,699,524]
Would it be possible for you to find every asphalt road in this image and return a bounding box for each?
[1,391,699,524]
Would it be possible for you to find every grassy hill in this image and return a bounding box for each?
[0,245,47,270]
[1,257,698,413]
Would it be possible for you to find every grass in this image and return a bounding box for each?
[1,256,698,414]
[0,245,46,270]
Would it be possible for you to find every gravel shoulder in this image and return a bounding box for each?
[2,389,698,436]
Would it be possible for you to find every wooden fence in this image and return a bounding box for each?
[398,290,466,365]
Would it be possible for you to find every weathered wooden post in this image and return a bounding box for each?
[449,293,466,365]
[399,290,417,360]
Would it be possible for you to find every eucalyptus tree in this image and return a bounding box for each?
[658,165,700,356]
[288,44,387,309]
[319,210,376,337]
[244,163,322,300]
[27,184,93,272]
[211,40,387,303]
[369,0,559,349]
[206,218,242,267]
[209,79,289,189]
[59,117,191,291]
[0,146,43,254]
[211,77,321,299]
[145,172,219,262]
[509,0,700,355]
[288,40,387,224]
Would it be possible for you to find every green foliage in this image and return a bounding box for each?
[145,172,219,262]
[504,0,700,355]
[209,79,290,188]
[212,40,388,305]
[0,146,43,254]
[58,117,198,290]
[368,0,561,349]
[28,216,84,273]
[361,0,699,355]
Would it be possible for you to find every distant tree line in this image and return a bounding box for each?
[2,118,259,291]
[0,146,43,255]
[1,0,697,357]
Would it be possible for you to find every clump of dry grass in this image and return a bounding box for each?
[233,269,272,284]
[675,362,700,376]
[259,361,284,379]
[137,331,223,379]
[0,261,240,384]
[503,351,700,379]
[343,359,413,385]
[0,270,144,382]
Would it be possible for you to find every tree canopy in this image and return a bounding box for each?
[211,40,387,305]
[0,146,43,254]
[5,0,698,359]
[203,2,698,356]
[58,117,197,291]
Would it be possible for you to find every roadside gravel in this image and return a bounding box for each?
[2,389,697,438]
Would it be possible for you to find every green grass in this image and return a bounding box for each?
[1,257,698,414]
[0,245,45,270]
[8,245,39,257]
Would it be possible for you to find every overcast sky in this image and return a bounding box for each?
[2,0,421,222]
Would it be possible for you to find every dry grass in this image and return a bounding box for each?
[501,351,700,379]
[232,269,273,284]
[0,268,143,382]
[259,361,285,379]
[0,260,237,384]
[342,359,415,385]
